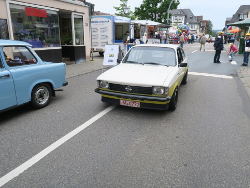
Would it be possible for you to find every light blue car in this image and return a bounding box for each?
[0,40,68,112]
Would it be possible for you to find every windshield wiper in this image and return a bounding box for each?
[143,62,169,66]
[125,61,143,65]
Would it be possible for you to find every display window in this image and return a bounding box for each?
[0,19,9,39]
[10,4,60,48]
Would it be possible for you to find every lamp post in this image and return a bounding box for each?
[167,0,178,25]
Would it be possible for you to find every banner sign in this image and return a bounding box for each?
[103,45,119,66]
[25,7,48,18]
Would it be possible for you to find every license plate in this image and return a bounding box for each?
[120,99,140,108]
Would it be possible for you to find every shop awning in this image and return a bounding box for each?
[227,18,250,27]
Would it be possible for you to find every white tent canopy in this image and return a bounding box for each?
[131,20,162,26]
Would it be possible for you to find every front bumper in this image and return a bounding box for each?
[95,88,171,110]
[63,81,68,86]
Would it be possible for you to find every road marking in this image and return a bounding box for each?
[0,105,115,187]
[231,61,237,65]
[189,72,233,79]
[192,50,198,53]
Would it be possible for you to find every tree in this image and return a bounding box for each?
[134,0,180,24]
[206,20,213,35]
[114,0,135,19]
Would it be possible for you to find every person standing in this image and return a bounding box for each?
[242,33,250,66]
[200,34,207,51]
[213,32,224,63]
[179,33,185,48]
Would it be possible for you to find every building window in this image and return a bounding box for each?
[10,4,60,48]
[0,19,9,39]
[73,14,84,45]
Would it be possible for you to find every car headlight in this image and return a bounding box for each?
[152,86,168,95]
[98,80,109,89]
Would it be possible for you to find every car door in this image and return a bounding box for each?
[177,48,185,84]
[3,45,40,105]
[0,49,17,110]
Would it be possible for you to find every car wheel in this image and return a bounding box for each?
[99,52,104,56]
[31,84,52,109]
[182,71,188,85]
[169,88,178,111]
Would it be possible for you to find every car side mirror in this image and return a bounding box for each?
[117,59,122,64]
[179,63,187,67]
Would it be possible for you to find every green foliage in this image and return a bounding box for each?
[134,0,180,24]
[114,0,135,19]
[207,20,213,35]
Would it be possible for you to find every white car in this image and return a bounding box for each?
[95,44,188,111]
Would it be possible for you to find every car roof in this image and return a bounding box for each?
[0,40,32,47]
[134,44,180,50]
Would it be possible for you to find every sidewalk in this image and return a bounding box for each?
[238,66,250,98]
[66,56,103,79]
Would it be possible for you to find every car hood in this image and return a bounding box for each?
[97,63,177,86]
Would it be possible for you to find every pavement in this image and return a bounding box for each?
[66,54,104,79]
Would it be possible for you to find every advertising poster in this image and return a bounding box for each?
[103,45,119,66]
[91,16,113,50]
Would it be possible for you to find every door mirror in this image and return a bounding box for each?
[179,63,187,67]
[117,59,122,64]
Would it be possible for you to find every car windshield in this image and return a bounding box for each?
[123,46,176,66]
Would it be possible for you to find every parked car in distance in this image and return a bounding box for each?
[0,40,68,112]
[95,44,188,111]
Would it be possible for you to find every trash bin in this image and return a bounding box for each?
[239,37,245,54]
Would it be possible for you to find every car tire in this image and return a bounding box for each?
[182,71,188,85]
[169,88,178,111]
[31,84,52,109]
[99,52,104,56]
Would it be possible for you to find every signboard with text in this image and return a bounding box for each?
[103,45,119,66]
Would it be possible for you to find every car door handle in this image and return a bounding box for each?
[0,74,10,79]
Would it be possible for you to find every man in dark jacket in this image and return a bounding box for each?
[213,32,224,63]
[242,33,250,66]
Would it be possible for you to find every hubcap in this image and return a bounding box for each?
[35,86,49,105]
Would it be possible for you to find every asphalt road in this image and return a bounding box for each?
[1,43,250,188]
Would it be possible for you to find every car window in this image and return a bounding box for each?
[180,48,186,59]
[123,47,176,66]
[0,52,3,68]
[3,46,37,67]
[177,48,183,63]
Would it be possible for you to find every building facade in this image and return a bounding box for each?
[169,9,201,35]
[0,0,92,64]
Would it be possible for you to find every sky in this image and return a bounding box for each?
[88,0,249,30]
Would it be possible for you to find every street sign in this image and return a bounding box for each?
[103,45,119,66]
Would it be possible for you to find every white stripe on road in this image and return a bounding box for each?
[192,50,198,53]
[231,61,237,65]
[189,72,233,79]
[0,106,115,187]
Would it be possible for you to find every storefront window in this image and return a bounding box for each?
[59,12,73,45]
[10,4,60,48]
[0,19,9,39]
[74,14,84,45]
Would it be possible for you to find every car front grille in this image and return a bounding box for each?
[109,83,152,95]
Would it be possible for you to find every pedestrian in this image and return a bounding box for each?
[179,33,185,48]
[213,32,224,63]
[199,34,207,51]
[188,34,192,44]
[142,32,148,44]
[242,33,250,66]
[191,34,195,44]
[227,43,238,61]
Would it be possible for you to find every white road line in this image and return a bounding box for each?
[231,61,237,65]
[0,105,115,187]
[189,72,233,79]
[192,50,198,53]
